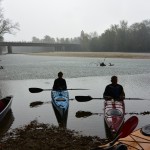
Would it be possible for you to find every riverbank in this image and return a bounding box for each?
[28,51,150,59]
[0,120,108,150]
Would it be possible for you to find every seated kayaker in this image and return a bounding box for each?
[103,76,125,101]
[52,72,67,91]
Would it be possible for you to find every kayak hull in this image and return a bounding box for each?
[0,96,13,122]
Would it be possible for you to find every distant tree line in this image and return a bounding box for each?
[89,20,150,52]
[32,20,150,53]
[32,35,80,45]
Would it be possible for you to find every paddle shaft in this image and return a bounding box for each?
[89,97,144,100]
[75,96,145,102]
[29,88,89,93]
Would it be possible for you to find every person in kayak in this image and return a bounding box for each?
[103,76,125,101]
[52,72,67,90]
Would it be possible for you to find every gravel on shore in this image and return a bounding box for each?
[0,120,108,150]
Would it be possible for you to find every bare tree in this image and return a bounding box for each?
[0,0,19,40]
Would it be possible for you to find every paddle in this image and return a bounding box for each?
[29,87,89,93]
[92,116,138,150]
[75,96,145,102]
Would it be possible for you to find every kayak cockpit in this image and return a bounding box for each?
[106,109,122,117]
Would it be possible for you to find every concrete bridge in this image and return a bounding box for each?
[0,42,81,54]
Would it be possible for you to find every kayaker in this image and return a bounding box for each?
[103,76,125,101]
[52,72,67,90]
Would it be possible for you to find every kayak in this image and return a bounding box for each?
[51,90,69,118]
[115,124,150,150]
[104,100,125,137]
[0,96,13,122]
[0,110,14,138]
[94,124,150,150]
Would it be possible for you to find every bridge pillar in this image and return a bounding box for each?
[0,47,2,55]
[8,46,12,54]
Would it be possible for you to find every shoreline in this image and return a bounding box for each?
[0,120,108,150]
[27,51,150,59]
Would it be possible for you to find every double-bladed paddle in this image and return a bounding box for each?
[91,116,138,150]
[29,87,89,93]
[75,96,145,102]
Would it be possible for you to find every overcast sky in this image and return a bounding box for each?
[2,0,150,41]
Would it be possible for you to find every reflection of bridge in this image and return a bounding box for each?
[0,42,81,53]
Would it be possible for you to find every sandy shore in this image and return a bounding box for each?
[28,51,150,59]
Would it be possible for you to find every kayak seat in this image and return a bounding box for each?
[141,124,150,136]
[106,109,122,117]
[115,143,127,150]
[56,98,66,101]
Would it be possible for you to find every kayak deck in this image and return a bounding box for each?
[104,100,125,135]
[116,124,150,150]
[51,90,69,117]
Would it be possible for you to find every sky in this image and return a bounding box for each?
[2,0,150,41]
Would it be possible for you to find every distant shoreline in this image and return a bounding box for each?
[27,51,150,59]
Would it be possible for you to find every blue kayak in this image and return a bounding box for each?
[51,90,69,117]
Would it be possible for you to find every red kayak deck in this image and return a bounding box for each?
[104,100,125,134]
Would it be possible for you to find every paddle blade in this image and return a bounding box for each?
[93,116,139,150]
[29,88,43,93]
[75,96,92,102]
[30,101,44,107]
[109,116,138,146]
[119,116,138,138]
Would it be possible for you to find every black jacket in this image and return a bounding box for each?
[103,84,125,100]
[53,78,67,90]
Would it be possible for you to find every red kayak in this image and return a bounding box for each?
[104,100,125,137]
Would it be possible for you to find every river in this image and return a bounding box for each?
[0,54,150,138]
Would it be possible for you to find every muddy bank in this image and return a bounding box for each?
[27,51,150,59]
[0,120,108,150]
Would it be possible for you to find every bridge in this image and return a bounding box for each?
[0,42,81,54]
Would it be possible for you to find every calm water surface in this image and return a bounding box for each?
[0,54,150,138]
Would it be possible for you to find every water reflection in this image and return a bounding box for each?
[75,111,103,118]
[52,103,68,128]
[0,54,150,138]
[0,109,14,139]
[104,118,114,140]
[75,110,150,118]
